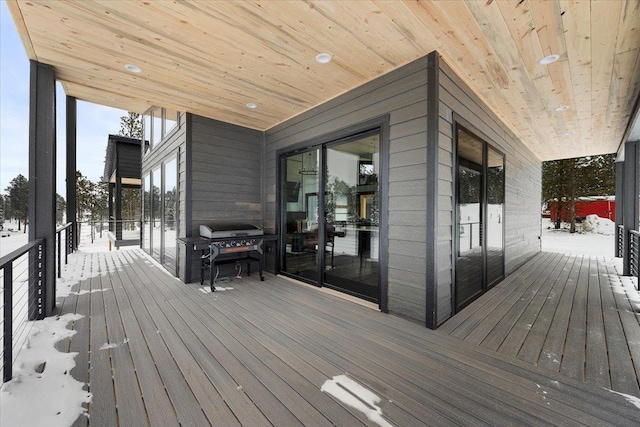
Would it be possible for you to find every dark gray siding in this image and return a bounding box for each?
[142,113,187,278]
[189,115,263,280]
[265,57,430,323]
[116,143,142,179]
[437,59,542,324]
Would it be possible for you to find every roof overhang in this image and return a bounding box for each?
[7,0,640,161]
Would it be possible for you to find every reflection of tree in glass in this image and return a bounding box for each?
[165,186,177,229]
[458,168,481,204]
[325,176,358,224]
[487,166,504,204]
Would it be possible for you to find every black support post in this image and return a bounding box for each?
[116,175,123,240]
[28,60,56,318]
[622,141,639,275]
[425,51,439,329]
[615,160,624,258]
[66,96,77,250]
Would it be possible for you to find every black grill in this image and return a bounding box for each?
[199,223,264,290]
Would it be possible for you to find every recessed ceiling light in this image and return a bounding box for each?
[538,54,560,65]
[554,105,569,112]
[125,64,142,73]
[315,53,332,64]
[246,103,258,109]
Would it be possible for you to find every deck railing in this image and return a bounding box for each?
[617,224,625,258]
[56,222,74,278]
[1,239,45,383]
[630,229,640,278]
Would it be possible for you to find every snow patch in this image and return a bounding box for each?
[0,314,91,427]
[99,342,118,350]
[582,214,615,235]
[608,389,640,409]
[321,375,392,427]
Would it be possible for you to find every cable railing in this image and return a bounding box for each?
[617,224,625,258]
[630,229,640,279]
[56,222,73,278]
[1,239,45,383]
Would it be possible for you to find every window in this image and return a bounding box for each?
[455,124,505,311]
[163,157,178,273]
[143,107,181,150]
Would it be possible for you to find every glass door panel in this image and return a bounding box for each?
[486,147,505,286]
[152,167,162,262]
[163,158,177,273]
[282,150,320,283]
[456,129,484,309]
[142,174,151,253]
[324,134,380,302]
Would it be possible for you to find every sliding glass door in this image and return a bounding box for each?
[280,131,381,303]
[323,133,379,301]
[282,149,320,283]
[455,125,504,311]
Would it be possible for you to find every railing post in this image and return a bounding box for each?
[29,241,45,321]
[3,265,13,382]
[57,229,62,278]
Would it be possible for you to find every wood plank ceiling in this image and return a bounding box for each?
[6,0,640,161]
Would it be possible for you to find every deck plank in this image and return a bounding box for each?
[99,253,150,427]
[105,253,180,427]
[604,260,640,396]
[484,252,567,352]
[517,255,577,364]
[116,251,256,427]
[87,254,118,426]
[497,252,570,357]
[537,255,583,373]
[51,249,640,426]
[464,252,564,345]
[585,257,610,389]
[243,276,640,426]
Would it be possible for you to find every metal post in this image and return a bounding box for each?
[66,96,77,251]
[57,230,61,278]
[28,61,56,317]
[622,141,639,275]
[615,161,624,258]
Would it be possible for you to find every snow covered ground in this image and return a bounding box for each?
[541,215,616,257]
[0,215,630,425]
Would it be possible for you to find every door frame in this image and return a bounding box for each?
[453,117,506,312]
[275,116,390,311]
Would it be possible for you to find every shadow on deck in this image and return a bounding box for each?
[55,249,639,426]
[440,252,640,398]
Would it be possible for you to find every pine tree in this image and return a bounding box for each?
[542,154,616,233]
[5,174,29,232]
[118,112,143,139]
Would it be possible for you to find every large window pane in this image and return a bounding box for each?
[142,174,151,253]
[282,150,319,283]
[487,147,505,286]
[163,158,178,273]
[152,167,162,261]
[324,133,380,302]
[152,108,162,146]
[456,129,484,308]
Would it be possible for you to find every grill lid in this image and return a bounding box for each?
[199,223,263,239]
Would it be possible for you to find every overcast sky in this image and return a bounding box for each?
[1,2,127,197]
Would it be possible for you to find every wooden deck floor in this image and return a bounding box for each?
[55,249,640,426]
[439,252,640,399]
